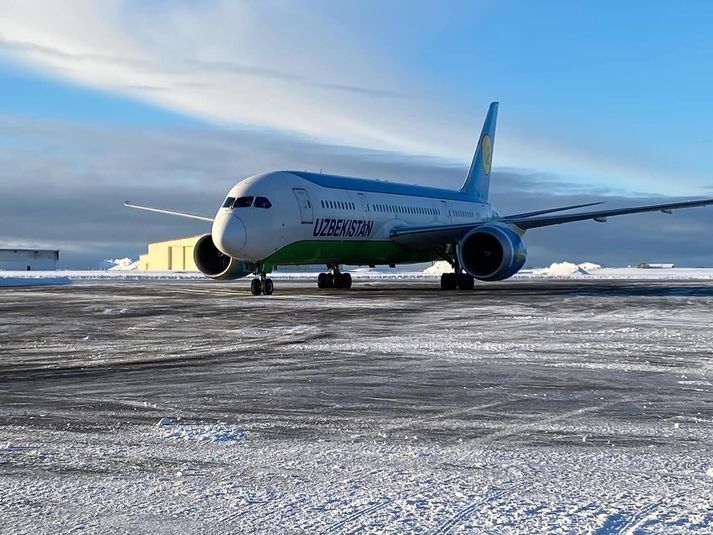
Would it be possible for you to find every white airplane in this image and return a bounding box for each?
[126,102,713,295]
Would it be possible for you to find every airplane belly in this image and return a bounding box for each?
[264,238,436,266]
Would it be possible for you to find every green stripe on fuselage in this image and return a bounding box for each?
[264,240,436,266]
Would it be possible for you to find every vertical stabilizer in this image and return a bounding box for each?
[460,102,498,201]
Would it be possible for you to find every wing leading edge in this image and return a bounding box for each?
[390,198,713,247]
[510,198,713,229]
[124,201,214,222]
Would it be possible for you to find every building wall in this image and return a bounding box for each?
[139,236,201,271]
[0,249,59,271]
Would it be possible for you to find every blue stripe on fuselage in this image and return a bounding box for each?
[287,171,484,203]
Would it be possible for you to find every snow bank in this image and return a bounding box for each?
[97,258,139,271]
[532,262,601,277]
[425,260,603,277]
[577,262,602,271]
[423,261,452,274]
[0,270,205,281]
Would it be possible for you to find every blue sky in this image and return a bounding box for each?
[2,1,713,267]
[2,1,713,195]
[1,61,201,126]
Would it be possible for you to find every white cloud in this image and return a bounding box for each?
[0,0,462,156]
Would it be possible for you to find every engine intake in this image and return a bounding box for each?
[457,224,527,281]
[193,233,253,280]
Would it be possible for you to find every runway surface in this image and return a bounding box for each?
[1,278,712,533]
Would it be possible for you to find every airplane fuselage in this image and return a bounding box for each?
[211,170,498,269]
[126,101,713,295]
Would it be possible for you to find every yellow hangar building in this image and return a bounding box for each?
[138,235,202,271]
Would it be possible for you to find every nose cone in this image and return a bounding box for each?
[212,212,247,255]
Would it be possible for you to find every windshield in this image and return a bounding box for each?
[233,196,254,208]
[254,197,272,209]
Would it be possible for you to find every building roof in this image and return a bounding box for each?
[0,248,59,253]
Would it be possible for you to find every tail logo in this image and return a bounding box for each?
[481,134,492,175]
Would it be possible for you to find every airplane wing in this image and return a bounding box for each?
[124,201,214,223]
[509,198,713,229]
[500,201,604,219]
[390,198,713,247]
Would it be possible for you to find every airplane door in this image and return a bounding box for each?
[440,200,451,223]
[293,188,314,224]
[357,193,371,219]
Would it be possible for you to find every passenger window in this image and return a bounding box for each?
[254,197,272,208]
[233,196,254,208]
[222,196,235,208]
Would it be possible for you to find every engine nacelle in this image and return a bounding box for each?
[193,233,254,280]
[457,224,527,281]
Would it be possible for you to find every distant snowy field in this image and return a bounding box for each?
[3,260,713,286]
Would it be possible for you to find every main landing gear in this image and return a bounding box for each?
[438,244,474,291]
[440,272,474,290]
[250,268,273,296]
[317,265,352,289]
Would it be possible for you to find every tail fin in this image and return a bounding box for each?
[460,101,498,201]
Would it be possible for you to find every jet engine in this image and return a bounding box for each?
[193,233,254,280]
[457,224,527,281]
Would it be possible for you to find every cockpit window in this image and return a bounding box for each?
[233,196,254,208]
[222,196,235,208]
[254,197,272,209]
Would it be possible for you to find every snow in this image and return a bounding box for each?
[97,258,139,271]
[1,278,713,532]
[2,261,713,284]
[423,260,452,274]
[532,261,596,276]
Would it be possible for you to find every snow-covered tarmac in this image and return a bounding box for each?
[1,278,712,533]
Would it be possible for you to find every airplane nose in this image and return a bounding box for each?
[212,212,247,255]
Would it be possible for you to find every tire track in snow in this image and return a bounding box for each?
[595,497,666,535]
[472,394,648,446]
[429,485,521,535]
[320,498,393,533]
[375,395,527,437]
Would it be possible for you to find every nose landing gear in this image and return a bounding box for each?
[250,265,274,296]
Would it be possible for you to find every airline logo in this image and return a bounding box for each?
[313,218,374,238]
[481,134,492,175]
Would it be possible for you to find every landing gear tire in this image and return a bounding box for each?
[318,273,331,289]
[250,278,262,296]
[334,273,352,289]
[440,272,458,290]
[263,278,274,295]
[318,272,339,289]
[457,273,474,290]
